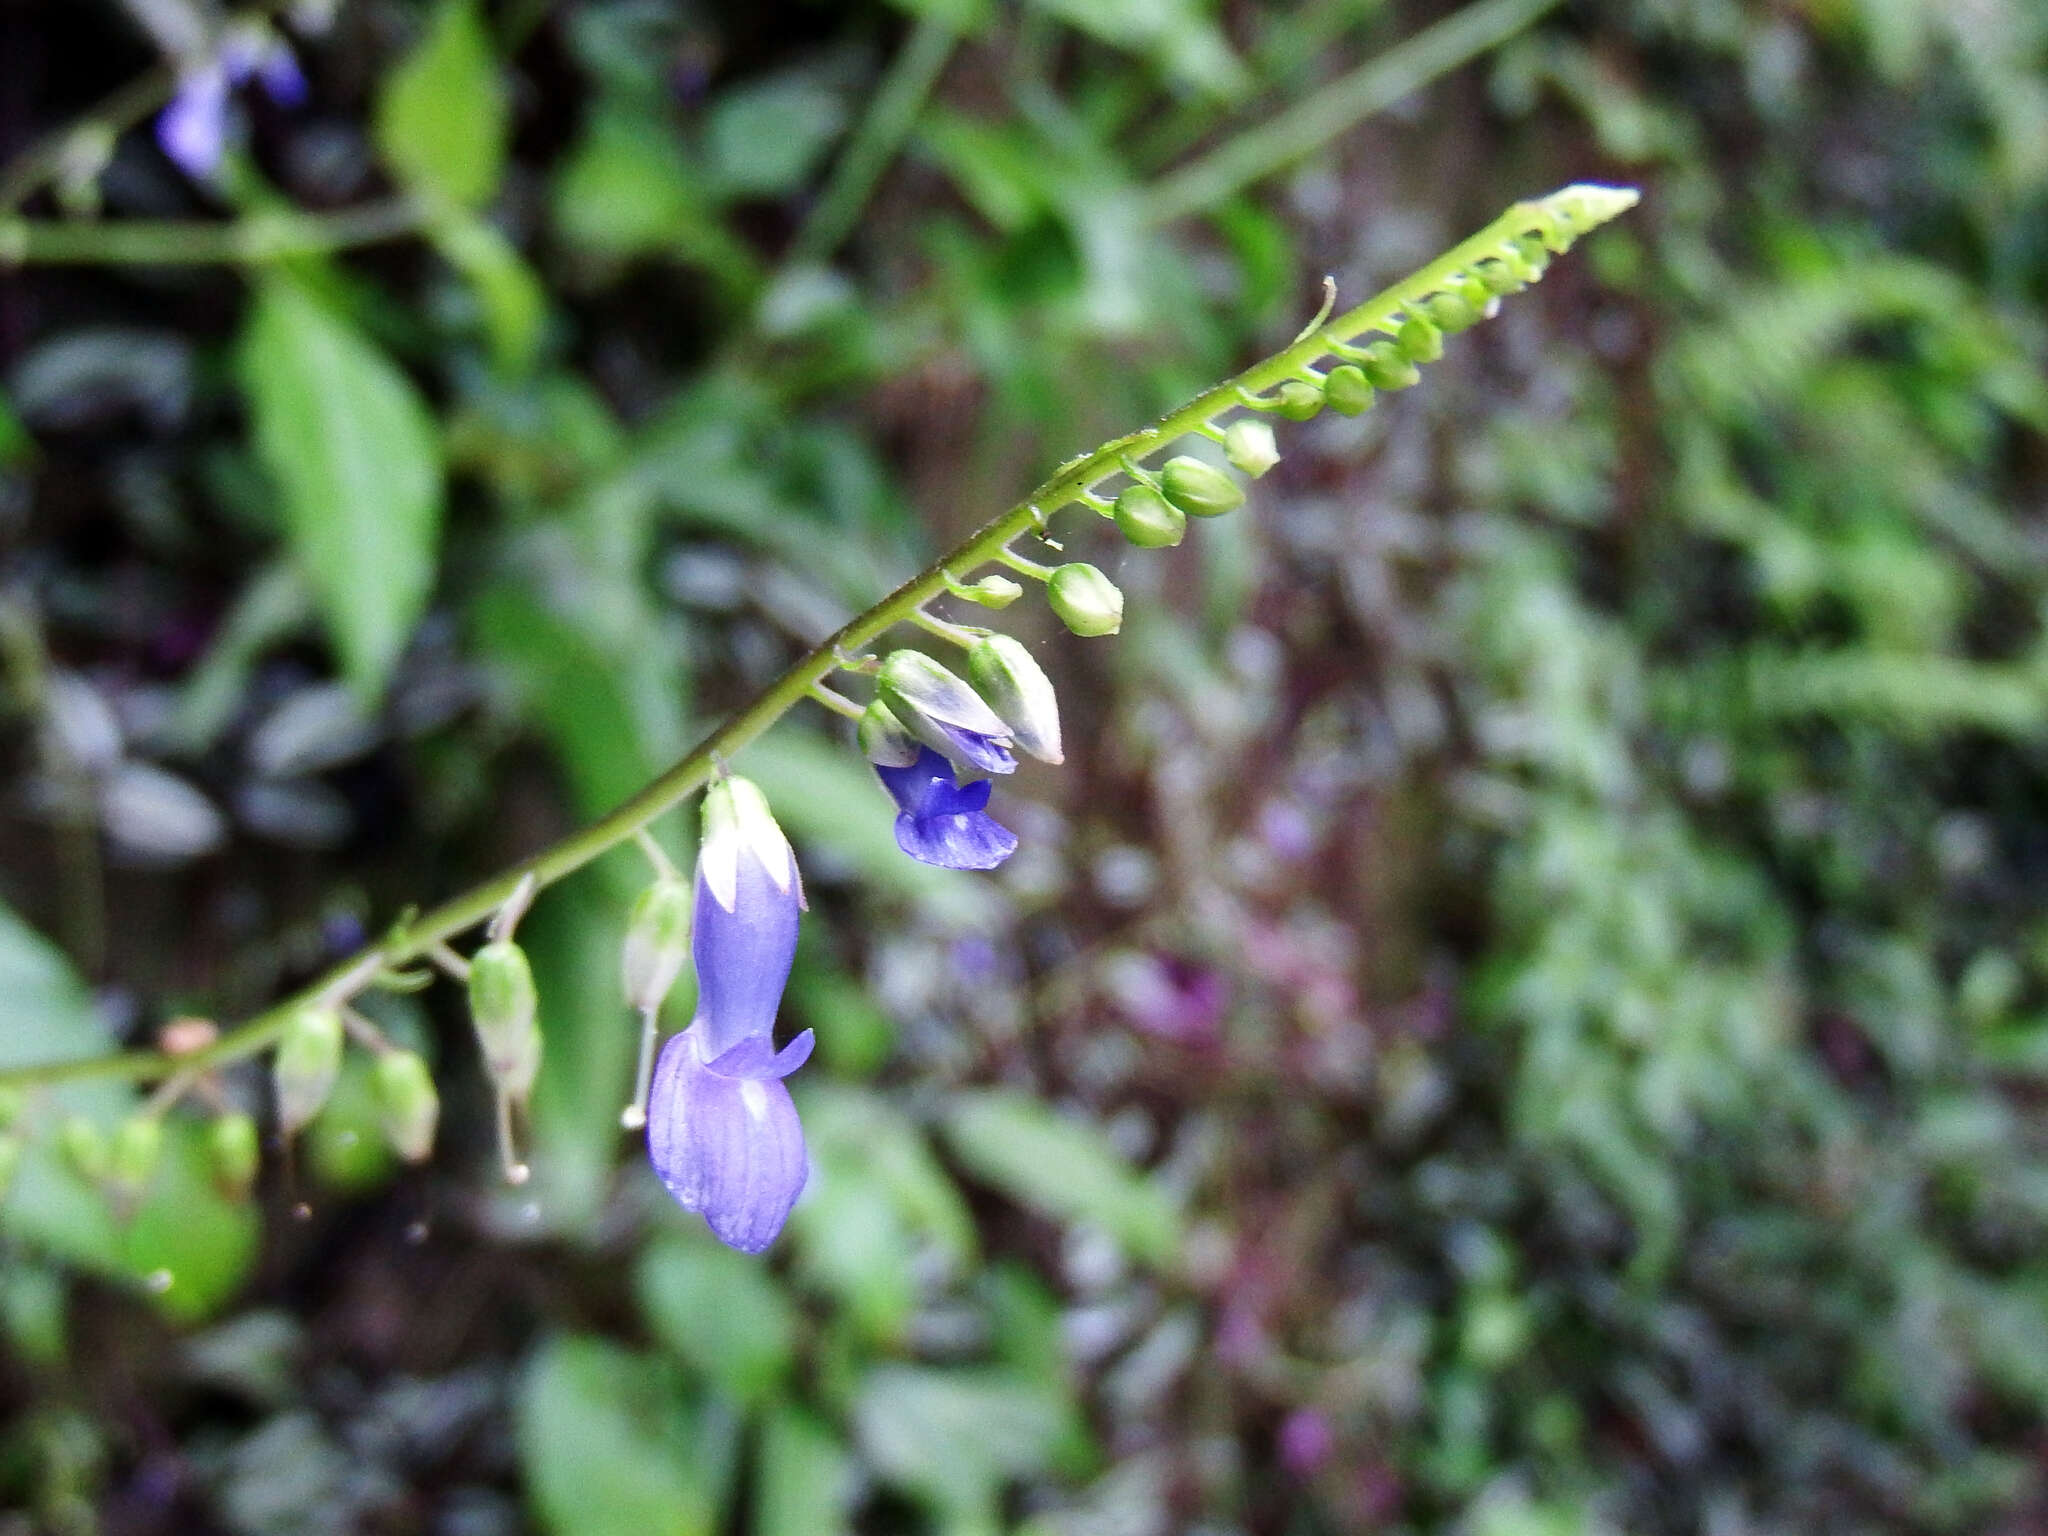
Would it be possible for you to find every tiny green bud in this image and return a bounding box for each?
[1452,270,1494,311]
[0,1135,18,1203]
[1223,419,1280,478]
[1273,381,1323,421]
[1501,238,1547,283]
[1396,314,1443,362]
[273,1004,344,1138]
[109,1114,164,1201]
[208,1111,262,1201]
[1160,455,1245,519]
[858,697,921,767]
[951,573,1024,609]
[622,875,693,1013]
[1474,258,1523,297]
[59,1116,108,1184]
[1113,484,1186,549]
[1357,340,1421,392]
[469,940,542,1100]
[1047,564,1124,637]
[967,634,1063,764]
[1321,365,1375,416]
[373,1050,440,1163]
[1422,291,1479,332]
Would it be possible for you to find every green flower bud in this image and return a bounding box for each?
[373,1050,440,1163]
[1422,291,1479,333]
[1322,365,1375,416]
[858,697,921,768]
[1473,258,1523,297]
[1223,419,1280,478]
[109,1114,163,1201]
[1113,484,1186,549]
[273,1004,344,1138]
[1396,314,1443,362]
[208,1111,261,1202]
[1357,340,1421,392]
[59,1116,108,1184]
[1160,455,1245,519]
[951,573,1024,609]
[622,875,693,1013]
[469,940,541,1100]
[1452,270,1494,311]
[1047,564,1123,637]
[0,1135,18,1203]
[967,634,1063,764]
[1501,238,1547,283]
[1273,381,1323,421]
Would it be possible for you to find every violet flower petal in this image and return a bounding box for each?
[157,67,230,177]
[647,1029,808,1254]
[708,1028,815,1081]
[895,807,1018,870]
[692,836,800,1059]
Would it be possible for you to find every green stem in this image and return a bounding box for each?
[0,198,427,267]
[790,12,958,264]
[0,184,1634,1095]
[1143,0,1563,225]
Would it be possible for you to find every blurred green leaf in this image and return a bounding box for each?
[0,902,257,1321]
[431,216,547,374]
[706,72,846,198]
[517,1334,725,1536]
[374,0,509,208]
[942,1089,1180,1264]
[855,1364,1070,1523]
[636,1232,797,1402]
[239,278,443,701]
[754,1406,855,1536]
[0,387,32,467]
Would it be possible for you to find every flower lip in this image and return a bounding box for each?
[647,1024,809,1254]
[875,747,1018,870]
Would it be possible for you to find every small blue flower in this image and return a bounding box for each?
[157,28,305,179]
[876,746,1019,870]
[646,778,813,1253]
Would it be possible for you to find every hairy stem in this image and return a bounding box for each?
[0,184,1635,1094]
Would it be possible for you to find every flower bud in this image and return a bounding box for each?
[209,1111,262,1201]
[1474,257,1524,296]
[1501,238,1547,283]
[1322,365,1375,416]
[1047,564,1123,637]
[273,1004,344,1137]
[1160,455,1244,519]
[858,698,921,768]
[373,1049,439,1163]
[1422,291,1479,333]
[59,1116,108,1184]
[1223,419,1280,478]
[469,940,541,1100]
[951,573,1023,609]
[966,634,1062,765]
[1396,314,1443,362]
[877,651,1017,774]
[1357,340,1421,392]
[622,875,693,1013]
[109,1114,164,1201]
[1273,381,1323,421]
[1113,484,1186,549]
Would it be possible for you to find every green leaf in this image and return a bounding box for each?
[374,0,509,208]
[431,216,546,374]
[553,106,711,258]
[705,72,846,198]
[240,279,443,700]
[517,1334,725,1536]
[635,1233,796,1402]
[942,1089,1180,1264]
[0,901,257,1321]
[854,1365,1069,1520]
[754,1407,855,1536]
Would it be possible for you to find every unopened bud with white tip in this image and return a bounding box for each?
[967,634,1062,765]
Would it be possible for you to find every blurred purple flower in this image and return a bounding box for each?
[875,746,1018,870]
[1104,952,1228,1046]
[156,29,305,179]
[646,779,813,1253]
[1278,1408,1335,1478]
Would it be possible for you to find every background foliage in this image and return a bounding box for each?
[3,0,2047,1531]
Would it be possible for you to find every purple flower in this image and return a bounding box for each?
[876,747,1019,870]
[876,651,1017,777]
[646,778,813,1253]
[156,27,305,179]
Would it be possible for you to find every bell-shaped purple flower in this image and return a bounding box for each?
[647,777,813,1252]
[876,746,1019,870]
[156,26,305,179]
